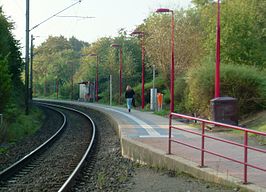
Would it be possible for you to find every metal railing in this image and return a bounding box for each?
[169,112,266,184]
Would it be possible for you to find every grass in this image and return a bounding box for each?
[154,109,170,117]
[7,106,44,143]
[0,106,44,154]
[242,111,266,132]
[240,111,266,144]
[97,171,107,189]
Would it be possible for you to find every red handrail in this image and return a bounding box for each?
[169,112,266,184]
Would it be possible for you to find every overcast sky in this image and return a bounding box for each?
[1,0,192,50]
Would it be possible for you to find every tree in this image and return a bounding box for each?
[192,0,213,7]
[69,36,89,52]
[199,0,266,67]
[0,7,23,112]
[0,59,11,112]
[142,10,204,88]
[33,36,81,98]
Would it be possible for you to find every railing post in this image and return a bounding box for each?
[244,131,248,184]
[168,113,172,154]
[201,122,205,167]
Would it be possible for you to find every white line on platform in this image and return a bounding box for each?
[104,108,168,138]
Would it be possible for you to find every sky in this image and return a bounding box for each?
[1,0,192,51]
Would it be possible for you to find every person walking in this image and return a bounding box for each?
[125,85,135,112]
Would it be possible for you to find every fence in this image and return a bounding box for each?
[169,112,266,184]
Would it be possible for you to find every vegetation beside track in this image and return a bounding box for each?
[7,106,44,142]
[0,106,44,147]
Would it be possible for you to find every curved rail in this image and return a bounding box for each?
[36,102,96,192]
[0,105,67,180]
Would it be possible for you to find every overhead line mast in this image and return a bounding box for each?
[25,0,83,114]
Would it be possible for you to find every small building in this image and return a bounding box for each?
[78,81,95,102]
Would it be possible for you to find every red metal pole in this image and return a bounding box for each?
[168,113,172,154]
[119,47,122,104]
[96,56,99,102]
[201,122,205,167]
[141,36,145,110]
[215,0,221,98]
[244,131,248,184]
[170,11,175,112]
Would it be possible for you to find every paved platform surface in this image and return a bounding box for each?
[38,100,266,192]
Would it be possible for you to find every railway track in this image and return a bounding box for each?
[0,103,96,191]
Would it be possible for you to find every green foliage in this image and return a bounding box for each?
[7,106,43,142]
[143,10,204,86]
[192,0,213,7]
[0,146,8,154]
[132,75,167,108]
[96,171,107,189]
[0,59,11,112]
[33,36,81,99]
[174,76,188,113]
[75,33,144,104]
[0,7,23,78]
[0,8,23,113]
[199,0,266,67]
[68,36,89,52]
[221,0,266,67]
[162,89,170,105]
[154,109,169,117]
[185,63,266,117]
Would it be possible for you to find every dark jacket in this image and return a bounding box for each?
[125,89,135,98]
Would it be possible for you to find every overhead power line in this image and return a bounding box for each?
[56,15,95,19]
[30,0,82,31]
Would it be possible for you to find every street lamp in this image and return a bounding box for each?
[215,0,221,98]
[110,44,122,104]
[130,31,145,110]
[155,8,175,112]
[88,53,99,102]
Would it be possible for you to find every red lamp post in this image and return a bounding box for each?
[156,8,175,112]
[215,0,221,98]
[111,44,122,104]
[89,53,99,102]
[131,31,145,110]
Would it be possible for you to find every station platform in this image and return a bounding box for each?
[38,100,266,192]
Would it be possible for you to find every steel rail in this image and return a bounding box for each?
[0,105,67,181]
[36,102,96,192]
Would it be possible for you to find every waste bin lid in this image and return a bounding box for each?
[210,96,237,102]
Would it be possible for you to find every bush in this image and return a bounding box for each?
[173,76,188,113]
[185,63,266,117]
[0,59,11,112]
[7,106,43,142]
[134,76,167,108]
